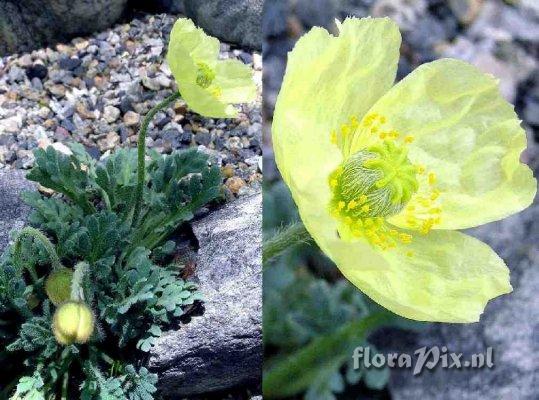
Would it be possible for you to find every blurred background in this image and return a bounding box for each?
[263,0,539,399]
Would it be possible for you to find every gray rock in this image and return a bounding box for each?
[146,0,263,50]
[149,193,262,397]
[0,0,128,56]
[183,0,262,50]
[376,198,539,400]
[0,170,35,251]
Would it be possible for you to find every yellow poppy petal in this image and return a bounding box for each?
[167,39,198,87]
[358,58,536,230]
[273,18,401,258]
[214,59,257,104]
[168,17,219,65]
[180,82,237,118]
[325,229,511,322]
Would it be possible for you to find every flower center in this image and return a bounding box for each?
[328,113,443,252]
[196,62,216,89]
[330,140,418,220]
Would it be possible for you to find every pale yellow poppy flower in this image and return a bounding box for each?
[167,18,256,118]
[272,17,537,322]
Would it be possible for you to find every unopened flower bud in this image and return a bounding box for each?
[52,301,94,345]
[45,268,73,305]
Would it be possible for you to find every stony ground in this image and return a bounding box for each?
[0,13,262,200]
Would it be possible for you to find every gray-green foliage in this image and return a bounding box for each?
[0,144,221,399]
[263,179,424,400]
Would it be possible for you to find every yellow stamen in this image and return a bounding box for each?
[330,130,337,144]
[428,172,437,185]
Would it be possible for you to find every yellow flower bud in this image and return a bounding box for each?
[45,268,73,306]
[52,301,94,345]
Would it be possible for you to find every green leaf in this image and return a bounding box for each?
[26,147,96,213]
[95,148,139,216]
[11,371,45,400]
[81,211,130,263]
[136,325,162,352]
[7,302,57,358]
[100,248,199,349]
[81,361,125,399]
[68,142,97,176]
[134,148,221,250]
[123,365,158,400]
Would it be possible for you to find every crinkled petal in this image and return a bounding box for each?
[167,39,198,87]
[180,82,237,118]
[214,59,257,104]
[167,18,219,65]
[273,18,401,260]
[361,58,536,230]
[325,229,511,322]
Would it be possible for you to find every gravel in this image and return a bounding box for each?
[0,13,262,200]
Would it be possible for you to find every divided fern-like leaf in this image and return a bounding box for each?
[26,147,96,214]
[95,148,139,216]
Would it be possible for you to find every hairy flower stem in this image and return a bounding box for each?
[61,371,69,400]
[263,221,312,264]
[132,91,182,226]
[13,227,62,283]
[70,262,89,302]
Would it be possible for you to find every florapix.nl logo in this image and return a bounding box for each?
[352,346,494,376]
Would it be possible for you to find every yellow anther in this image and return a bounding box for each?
[371,126,379,134]
[417,165,426,174]
[359,194,368,203]
[347,200,357,210]
[364,218,374,228]
[389,229,398,236]
[345,216,353,225]
[429,207,442,214]
[338,201,345,210]
[379,132,387,139]
[379,116,387,124]
[428,172,437,185]
[404,135,414,144]
[430,190,440,201]
[361,204,370,213]
[330,130,338,144]
[350,116,359,128]
[330,178,338,188]
[210,87,222,98]
[341,124,350,136]
[399,233,412,244]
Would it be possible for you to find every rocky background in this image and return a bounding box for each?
[0,0,261,56]
[0,12,262,200]
[0,1,262,398]
[263,0,538,399]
